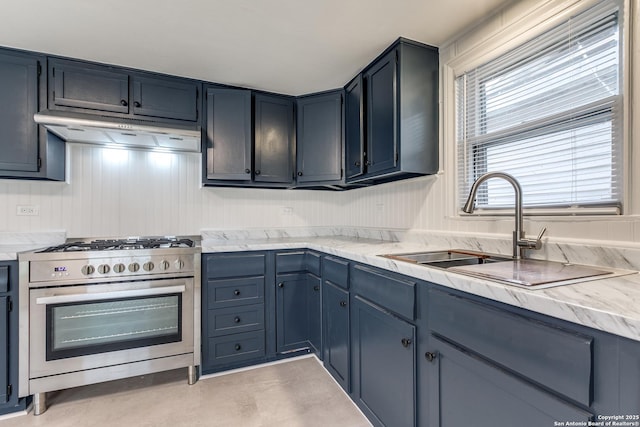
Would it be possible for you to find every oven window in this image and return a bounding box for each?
[46,294,182,360]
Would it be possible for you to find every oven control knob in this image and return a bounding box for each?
[113,263,126,273]
[129,262,140,273]
[174,259,185,270]
[81,265,95,275]
[159,260,170,271]
[97,264,110,274]
[143,261,154,272]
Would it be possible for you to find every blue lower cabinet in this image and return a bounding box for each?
[351,296,416,427]
[307,274,322,354]
[0,261,26,415]
[202,252,268,373]
[276,273,311,353]
[0,296,8,405]
[426,336,593,426]
[323,280,350,392]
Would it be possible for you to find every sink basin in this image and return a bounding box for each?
[380,250,637,289]
[380,250,513,269]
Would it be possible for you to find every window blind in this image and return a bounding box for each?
[456,0,622,213]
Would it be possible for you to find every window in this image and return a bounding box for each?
[456,0,622,213]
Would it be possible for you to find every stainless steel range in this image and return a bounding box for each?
[18,236,201,415]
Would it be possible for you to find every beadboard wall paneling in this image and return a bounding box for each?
[0,143,639,243]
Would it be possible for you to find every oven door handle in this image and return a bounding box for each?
[35,285,186,305]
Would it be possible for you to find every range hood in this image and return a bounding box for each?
[34,112,201,153]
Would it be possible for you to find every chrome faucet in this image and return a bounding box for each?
[462,172,546,259]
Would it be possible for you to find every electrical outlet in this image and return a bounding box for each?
[16,205,40,216]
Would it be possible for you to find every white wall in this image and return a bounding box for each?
[1,142,638,243]
[1,0,639,243]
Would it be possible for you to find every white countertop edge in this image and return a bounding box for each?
[202,237,640,343]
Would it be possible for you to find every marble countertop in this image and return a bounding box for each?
[2,228,638,342]
[202,232,640,343]
[0,231,66,260]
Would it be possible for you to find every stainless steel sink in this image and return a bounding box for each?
[380,250,636,289]
[380,250,513,269]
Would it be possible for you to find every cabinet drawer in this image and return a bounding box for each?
[323,256,349,289]
[207,277,264,309]
[0,266,7,293]
[207,331,265,365]
[208,304,264,337]
[276,251,320,275]
[428,288,593,406]
[205,253,265,279]
[351,264,415,320]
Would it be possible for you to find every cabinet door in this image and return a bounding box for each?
[296,91,343,184]
[351,296,415,427]
[49,59,129,114]
[0,296,8,404]
[276,274,309,353]
[323,281,350,391]
[426,337,593,427]
[205,87,252,181]
[307,274,321,353]
[364,49,397,175]
[254,94,294,184]
[0,52,40,173]
[132,75,198,122]
[345,75,364,180]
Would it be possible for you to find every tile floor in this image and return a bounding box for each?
[0,356,370,427]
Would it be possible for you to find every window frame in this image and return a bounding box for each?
[441,0,632,219]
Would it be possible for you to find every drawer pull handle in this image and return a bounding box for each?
[233,289,241,296]
[401,338,412,348]
[234,317,241,323]
[425,351,437,362]
[235,344,242,351]
[278,282,284,288]
[339,300,347,307]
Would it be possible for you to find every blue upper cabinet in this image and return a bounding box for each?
[346,38,439,184]
[132,74,198,122]
[0,48,64,181]
[345,75,364,180]
[203,86,252,182]
[295,90,344,186]
[48,58,201,124]
[48,59,129,114]
[254,94,295,185]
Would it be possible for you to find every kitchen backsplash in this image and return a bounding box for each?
[1,143,640,244]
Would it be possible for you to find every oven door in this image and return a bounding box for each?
[29,278,194,379]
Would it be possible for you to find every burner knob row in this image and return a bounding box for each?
[80,259,185,275]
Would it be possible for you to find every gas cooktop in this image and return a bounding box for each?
[38,236,196,253]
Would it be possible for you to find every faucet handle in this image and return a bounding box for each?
[518,227,547,251]
[536,227,547,242]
